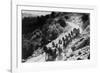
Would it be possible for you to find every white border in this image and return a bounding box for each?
[12,2,97,73]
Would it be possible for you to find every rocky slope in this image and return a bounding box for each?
[22,12,90,62]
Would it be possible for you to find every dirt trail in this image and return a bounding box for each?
[26,53,46,62]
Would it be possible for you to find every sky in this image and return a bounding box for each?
[22,10,52,18]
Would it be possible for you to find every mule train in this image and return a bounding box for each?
[43,28,80,61]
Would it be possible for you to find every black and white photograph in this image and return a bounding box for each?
[22,10,90,63]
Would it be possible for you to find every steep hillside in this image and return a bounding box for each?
[22,12,90,62]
